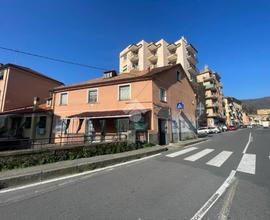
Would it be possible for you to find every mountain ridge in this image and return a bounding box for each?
[240,96,270,114]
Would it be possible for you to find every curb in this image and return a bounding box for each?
[0,146,167,189]
[168,138,208,149]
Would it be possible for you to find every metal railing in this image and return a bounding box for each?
[0,133,128,151]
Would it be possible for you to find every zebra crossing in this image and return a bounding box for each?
[166,147,257,175]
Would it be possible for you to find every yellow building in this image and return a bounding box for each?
[196,65,225,127]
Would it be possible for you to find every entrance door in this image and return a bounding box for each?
[158,119,167,145]
[85,119,95,142]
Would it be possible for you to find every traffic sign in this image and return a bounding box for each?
[177,102,184,109]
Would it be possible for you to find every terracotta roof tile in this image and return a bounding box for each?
[53,64,180,91]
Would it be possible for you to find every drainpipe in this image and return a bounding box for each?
[30,97,40,143]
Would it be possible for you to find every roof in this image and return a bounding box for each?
[0,104,51,116]
[0,63,63,85]
[68,109,151,118]
[53,64,183,92]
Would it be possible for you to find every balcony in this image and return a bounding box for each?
[129,53,139,63]
[148,43,159,53]
[187,52,198,64]
[186,44,197,53]
[167,43,177,53]
[167,53,177,62]
[187,63,198,75]
[207,112,220,118]
[205,94,218,100]
[148,54,158,64]
[206,102,219,109]
[203,75,215,82]
[204,83,217,91]
[128,44,140,52]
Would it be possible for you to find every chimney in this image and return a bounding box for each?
[204,64,209,71]
[33,97,40,111]
[103,70,118,78]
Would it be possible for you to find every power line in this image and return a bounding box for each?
[0,46,107,71]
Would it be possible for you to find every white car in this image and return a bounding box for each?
[197,127,209,135]
[208,127,221,134]
[247,124,253,128]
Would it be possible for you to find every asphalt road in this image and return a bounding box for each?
[0,128,269,220]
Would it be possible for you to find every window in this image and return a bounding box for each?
[0,70,4,80]
[24,117,32,129]
[123,54,127,61]
[119,84,131,101]
[160,88,167,102]
[122,65,128,72]
[38,116,47,129]
[88,89,98,103]
[60,92,68,105]
[177,71,181,81]
[115,118,129,132]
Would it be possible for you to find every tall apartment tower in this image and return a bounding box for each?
[196,65,225,127]
[119,36,198,81]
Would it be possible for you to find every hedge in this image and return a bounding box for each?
[0,142,154,171]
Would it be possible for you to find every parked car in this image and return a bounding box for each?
[262,121,270,128]
[197,127,209,136]
[208,127,221,134]
[220,125,228,132]
[228,125,237,131]
[247,124,253,128]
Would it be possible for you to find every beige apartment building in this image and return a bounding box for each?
[119,36,198,82]
[51,64,197,145]
[196,65,225,127]
[0,63,63,112]
[223,97,244,126]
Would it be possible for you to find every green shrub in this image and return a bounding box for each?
[0,141,156,171]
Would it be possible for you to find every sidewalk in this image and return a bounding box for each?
[0,145,167,189]
[167,137,208,150]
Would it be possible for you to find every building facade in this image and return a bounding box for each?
[0,63,63,112]
[0,103,53,141]
[119,37,198,82]
[51,65,197,145]
[196,65,225,127]
[223,97,244,126]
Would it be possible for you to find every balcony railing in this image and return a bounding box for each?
[167,53,177,62]
[129,53,139,62]
[205,94,218,99]
[148,54,158,63]
[204,84,217,91]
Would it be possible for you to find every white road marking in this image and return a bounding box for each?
[242,132,252,154]
[0,153,161,194]
[218,178,239,220]
[184,149,214,162]
[190,170,236,220]
[237,153,256,174]
[206,151,233,167]
[166,147,198,158]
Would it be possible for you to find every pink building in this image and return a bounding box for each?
[51,64,197,145]
[0,63,63,112]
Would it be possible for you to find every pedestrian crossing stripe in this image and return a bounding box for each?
[206,151,233,167]
[184,148,214,162]
[237,153,256,174]
[166,147,198,158]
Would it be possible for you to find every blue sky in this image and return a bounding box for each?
[0,0,269,99]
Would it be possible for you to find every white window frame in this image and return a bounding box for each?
[160,87,167,102]
[118,83,131,101]
[87,88,99,103]
[59,92,68,105]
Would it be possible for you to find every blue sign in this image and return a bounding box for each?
[177,102,184,109]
